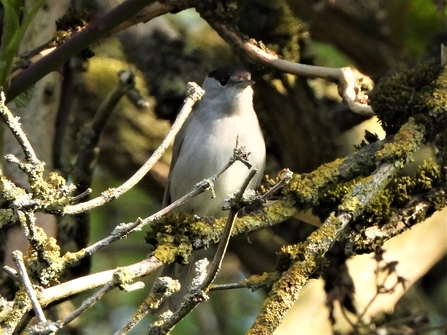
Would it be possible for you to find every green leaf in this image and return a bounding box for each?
[0,0,20,50]
[0,0,46,86]
[12,85,36,108]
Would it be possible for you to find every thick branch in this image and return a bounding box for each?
[200,15,373,116]
[246,120,425,334]
[5,0,186,102]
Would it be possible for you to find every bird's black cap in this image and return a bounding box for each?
[208,66,253,86]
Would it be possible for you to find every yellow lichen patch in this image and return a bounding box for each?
[241,272,280,291]
[63,250,86,264]
[113,268,134,286]
[375,118,425,165]
[24,227,65,286]
[0,208,14,228]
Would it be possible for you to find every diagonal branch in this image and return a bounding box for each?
[5,0,192,102]
[200,15,374,116]
[246,120,426,335]
[0,91,39,163]
[64,81,204,215]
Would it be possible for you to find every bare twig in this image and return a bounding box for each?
[91,70,138,135]
[28,267,148,333]
[12,251,46,323]
[214,138,253,176]
[209,282,245,291]
[353,256,406,331]
[35,256,162,309]
[201,17,374,116]
[2,266,20,283]
[0,91,40,163]
[203,169,258,287]
[65,82,204,215]
[61,282,114,327]
[82,179,211,257]
[69,188,92,203]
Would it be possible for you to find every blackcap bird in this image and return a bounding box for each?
[161,66,266,308]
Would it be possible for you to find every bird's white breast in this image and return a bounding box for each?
[169,109,265,217]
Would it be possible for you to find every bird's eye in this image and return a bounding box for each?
[218,78,229,86]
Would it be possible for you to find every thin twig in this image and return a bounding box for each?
[2,266,20,283]
[148,169,258,334]
[355,256,383,326]
[58,279,116,327]
[203,169,258,287]
[82,180,210,257]
[209,282,245,291]
[212,138,253,181]
[35,256,162,309]
[12,251,46,323]
[65,82,204,215]
[0,91,40,163]
[49,268,147,332]
[91,70,137,135]
[355,258,404,329]
[69,188,92,203]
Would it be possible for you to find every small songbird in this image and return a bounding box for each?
[165,66,266,216]
[161,66,266,308]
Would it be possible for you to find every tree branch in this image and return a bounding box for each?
[246,119,425,334]
[200,14,374,116]
[5,0,191,102]
[65,81,204,214]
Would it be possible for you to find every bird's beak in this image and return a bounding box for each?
[236,79,255,88]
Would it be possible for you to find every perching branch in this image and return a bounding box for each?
[82,137,257,261]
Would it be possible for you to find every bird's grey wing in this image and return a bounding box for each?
[162,122,188,207]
